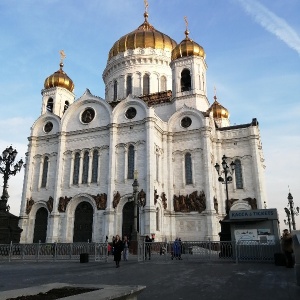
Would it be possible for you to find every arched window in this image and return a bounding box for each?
[91,149,99,183]
[73,152,80,185]
[143,74,150,95]
[82,151,89,184]
[46,98,53,112]
[156,208,160,231]
[127,145,135,179]
[235,159,243,189]
[185,153,193,185]
[126,75,132,96]
[181,69,191,92]
[160,76,167,92]
[113,80,118,101]
[41,156,49,188]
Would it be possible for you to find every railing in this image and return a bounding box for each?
[0,242,108,262]
[139,240,281,263]
[0,240,281,263]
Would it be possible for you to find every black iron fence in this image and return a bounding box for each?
[0,240,281,263]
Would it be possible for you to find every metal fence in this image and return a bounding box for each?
[0,240,281,263]
[138,240,281,263]
[0,242,108,262]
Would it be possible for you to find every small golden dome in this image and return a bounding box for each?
[44,62,74,92]
[208,96,229,119]
[108,13,177,61]
[171,30,205,61]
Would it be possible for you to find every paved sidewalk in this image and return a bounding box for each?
[0,257,299,300]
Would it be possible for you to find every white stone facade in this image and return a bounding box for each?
[18,17,267,244]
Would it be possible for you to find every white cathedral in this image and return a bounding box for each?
[19,8,267,243]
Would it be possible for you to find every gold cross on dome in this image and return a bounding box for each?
[184,16,189,31]
[144,0,149,12]
[59,50,66,63]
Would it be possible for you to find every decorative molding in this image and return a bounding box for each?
[173,191,206,213]
[26,197,34,215]
[113,191,121,209]
[92,193,107,210]
[58,196,72,212]
[47,196,53,213]
[154,189,159,205]
[161,192,167,209]
[138,189,146,207]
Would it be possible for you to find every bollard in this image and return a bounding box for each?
[292,231,300,286]
[80,253,89,263]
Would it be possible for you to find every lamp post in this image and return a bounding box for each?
[0,145,24,244]
[214,155,235,242]
[0,146,23,212]
[130,170,140,254]
[284,192,299,231]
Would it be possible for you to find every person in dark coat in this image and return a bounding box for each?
[113,234,123,268]
[281,229,294,268]
[145,235,152,260]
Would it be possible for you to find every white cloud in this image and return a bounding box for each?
[236,0,300,55]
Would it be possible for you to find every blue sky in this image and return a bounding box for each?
[0,0,299,230]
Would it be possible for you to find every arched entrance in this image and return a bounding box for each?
[73,201,93,242]
[122,201,139,239]
[33,207,48,243]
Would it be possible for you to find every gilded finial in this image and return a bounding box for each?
[214,86,217,101]
[59,50,66,69]
[144,0,149,12]
[144,0,149,21]
[184,16,189,38]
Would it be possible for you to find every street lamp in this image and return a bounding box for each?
[0,146,23,212]
[284,192,299,231]
[214,155,235,245]
[132,170,140,235]
[214,155,235,216]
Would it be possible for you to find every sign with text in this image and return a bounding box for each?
[229,209,278,220]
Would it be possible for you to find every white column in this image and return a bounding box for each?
[69,153,74,187]
[37,156,43,191]
[124,147,128,182]
[97,150,101,186]
[78,151,83,185]
[87,151,93,186]
[181,154,185,188]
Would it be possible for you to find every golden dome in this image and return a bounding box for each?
[171,30,205,61]
[208,96,229,119]
[108,12,177,61]
[44,62,74,92]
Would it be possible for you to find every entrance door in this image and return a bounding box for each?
[122,201,139,238]
[33,207,48,243]
[73,201,93,242]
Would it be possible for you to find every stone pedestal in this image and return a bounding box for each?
[0,210,23,244]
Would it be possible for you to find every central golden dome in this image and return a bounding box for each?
[108,12,177,61]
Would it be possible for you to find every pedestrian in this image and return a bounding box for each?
[281,229,294,268]
[113,234,123,268]
[145,235,152,260]
[122,235,130,261]
[172,238,182,260]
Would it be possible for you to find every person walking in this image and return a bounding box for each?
[113,235,123,268]
[145,235,152,260]
[281,229,294,268]
[172,238,182,260]
[122,235,130,261]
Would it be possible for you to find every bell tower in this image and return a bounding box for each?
[41,50,75,118]
[170,17,209,112]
